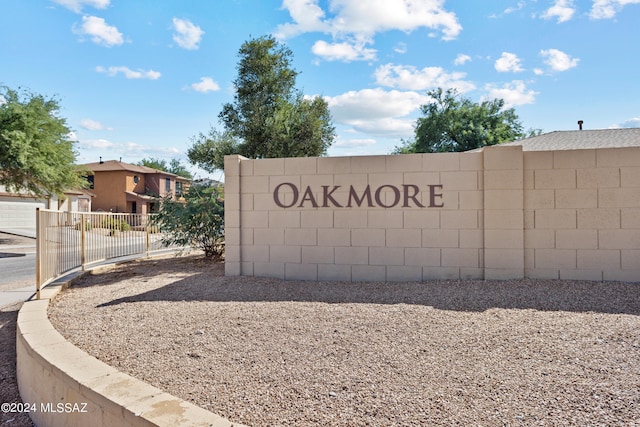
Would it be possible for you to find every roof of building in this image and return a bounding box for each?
[501,128,640,151]
[83,159,189,180]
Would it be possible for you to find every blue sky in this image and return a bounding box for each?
[2,0,639,179]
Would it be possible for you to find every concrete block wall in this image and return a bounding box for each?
[225,152,485,281]
[483,146,524,280]
[225,145,640,282]
[524,147,640,281]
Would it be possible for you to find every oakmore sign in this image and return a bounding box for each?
[273,183,444,209]
[225,147,640,283]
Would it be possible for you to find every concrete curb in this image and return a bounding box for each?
[16,266,246,427]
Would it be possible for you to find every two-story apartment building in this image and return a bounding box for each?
[82,159,190,214]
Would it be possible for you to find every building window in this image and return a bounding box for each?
[86,175,94,189]
[133,175,139,184]
[176,181,183,197]
[165,178,171,192]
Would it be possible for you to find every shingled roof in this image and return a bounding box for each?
[501,128,640,151]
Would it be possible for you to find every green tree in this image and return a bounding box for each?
[188,35,335,172]
[139,157,168,171]
[151,185,224,258]
[138,157,193,179]
[168,158,193,179]
[0,85,87,196]
[395,88,525,154]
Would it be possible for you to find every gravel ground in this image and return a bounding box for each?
[48,255,640,426]
[1,302,35,427]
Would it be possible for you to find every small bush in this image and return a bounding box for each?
[75,221,92,231]
[150,186,224,258]
[101,217,131,232]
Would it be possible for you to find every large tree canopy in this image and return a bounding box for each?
[138,157,193,179]
[0,85,86,197]
[395,88,526,154]
[188,35,335,172]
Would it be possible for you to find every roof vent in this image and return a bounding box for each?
[578,120,584,130]
[99,156,104,164]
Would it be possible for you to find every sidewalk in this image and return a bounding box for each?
[0,286,36,308]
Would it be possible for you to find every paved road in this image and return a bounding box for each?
[0,233,37,307]
[0,253,35,288]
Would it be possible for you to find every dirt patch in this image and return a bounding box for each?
[49,255,640,426]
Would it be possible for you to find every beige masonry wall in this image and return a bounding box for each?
[224,145,640,282]
[523,147,640,281]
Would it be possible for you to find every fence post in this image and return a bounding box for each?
[36,208,41,293]
[81,213,86,270]
[145,217,150,258]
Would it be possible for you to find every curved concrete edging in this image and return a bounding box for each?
[16,264,247,427]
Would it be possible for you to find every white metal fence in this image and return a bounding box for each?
[36,209,182,289]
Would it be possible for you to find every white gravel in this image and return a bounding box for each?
[48,255,640,426]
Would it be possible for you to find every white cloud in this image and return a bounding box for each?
[540,48,579,71]
[612,117,640,128]
[454,53,471,66]
[495,52,524,73]
[504,1,526,14]
[333,138,377,148]
[96,66,161,80]
[190,77,220,93]
[73,15,123,47]
[489,1,526,18]
[533,68,545,75]
[374,63,475,92]
[324,88,428,136]
[172,18,204,50]
[79,138,114,149]
[51,0,109,13]
[326,88,425,119]
[311,39,377,62]
[80,118,111,131]
[79,139,180,156]
[276,0,462,62]
[393,42,407,54]
[484,81,538,107]
[590,0,640,19]
[344,117,416,136]
[541,0,576,22]
[276,0,329,37]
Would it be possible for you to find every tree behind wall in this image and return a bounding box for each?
[395,88,526,154]
[0,85,87,197]
[138,157,193,179]
[188,35,336,172]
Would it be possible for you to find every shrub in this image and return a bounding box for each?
[150,186,224,258]
[101,217,131,232]
[75,220,92,231]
